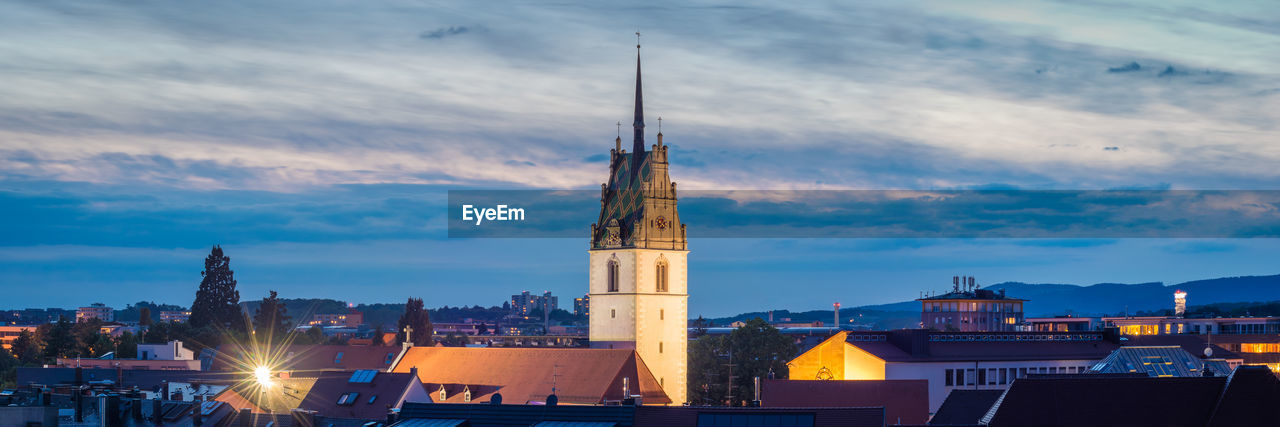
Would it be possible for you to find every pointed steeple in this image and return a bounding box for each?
[632,38,645,157]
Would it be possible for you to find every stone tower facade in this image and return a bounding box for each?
[588,45,688,405]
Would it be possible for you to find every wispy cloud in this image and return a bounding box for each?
[420,26,473,40]
[0,1,1276,192]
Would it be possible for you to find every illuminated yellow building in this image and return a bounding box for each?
[788,330,1117,413]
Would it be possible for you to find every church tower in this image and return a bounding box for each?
[588,42,688,405]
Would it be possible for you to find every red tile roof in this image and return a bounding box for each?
[391,347,670,405]
[760,379,929,425]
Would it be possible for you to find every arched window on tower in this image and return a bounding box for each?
[656,258,668,292]
[607,258,620,292]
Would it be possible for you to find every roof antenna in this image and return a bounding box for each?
[636,31,641,49]
[658,116,662,133]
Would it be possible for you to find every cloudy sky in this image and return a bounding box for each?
[2,1,1278,316]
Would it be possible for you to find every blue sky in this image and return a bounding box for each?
[1,1,1278,317]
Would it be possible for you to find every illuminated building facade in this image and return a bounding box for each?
[1103,316,1280,336]
[787,330,1118,413]
[0,325,35,350]
[76,303,113,323]
[510,290,558,316]
[308,309,363,328]
[160,310,191,323]
[587,44,688,405]
[574,294,590,317]
[919,277,1025,332]
[1174,290,1187,317]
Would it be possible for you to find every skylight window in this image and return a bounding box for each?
[334,352,344,364]
[336,392,360,406]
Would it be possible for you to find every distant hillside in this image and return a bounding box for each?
[713,274,1280,327]
[984,274,1280,316]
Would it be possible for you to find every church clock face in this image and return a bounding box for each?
[655,216,667,230]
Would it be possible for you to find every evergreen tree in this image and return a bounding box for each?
[189,245,244,331]
[139,307,152,326]
[396,297,434,346]
[11,330,41,365]
[252,290,291,341]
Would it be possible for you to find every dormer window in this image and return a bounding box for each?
[463,386,472,402]
[438,385,447,402]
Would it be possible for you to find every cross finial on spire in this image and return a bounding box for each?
[617,121,621,138]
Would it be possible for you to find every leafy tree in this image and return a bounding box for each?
[440,333,469,347]
[190,245,244,331]
[11,330,42,365]
[0,346,18,387]
[396,297,434,346]
[304,325,325,345]
[40,317,75,361]
[71,318,104,356]
[687,318,796,406]
[139,307,153,326]
[116,332,139,359]
[476,322,489,335]
[252,290,292,342]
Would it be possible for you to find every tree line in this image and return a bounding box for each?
[1,245,438,387]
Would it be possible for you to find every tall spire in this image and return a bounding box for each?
[632,33,645,156]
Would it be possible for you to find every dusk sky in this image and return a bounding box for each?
[2,1,1278,317]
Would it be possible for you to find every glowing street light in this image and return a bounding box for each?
[254,366,275,388]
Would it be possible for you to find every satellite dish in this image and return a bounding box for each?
[1203,346,1213,358]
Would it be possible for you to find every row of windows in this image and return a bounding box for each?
[606,258,670,293]
[925,301,1022,313]
[944,366,1090,387]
